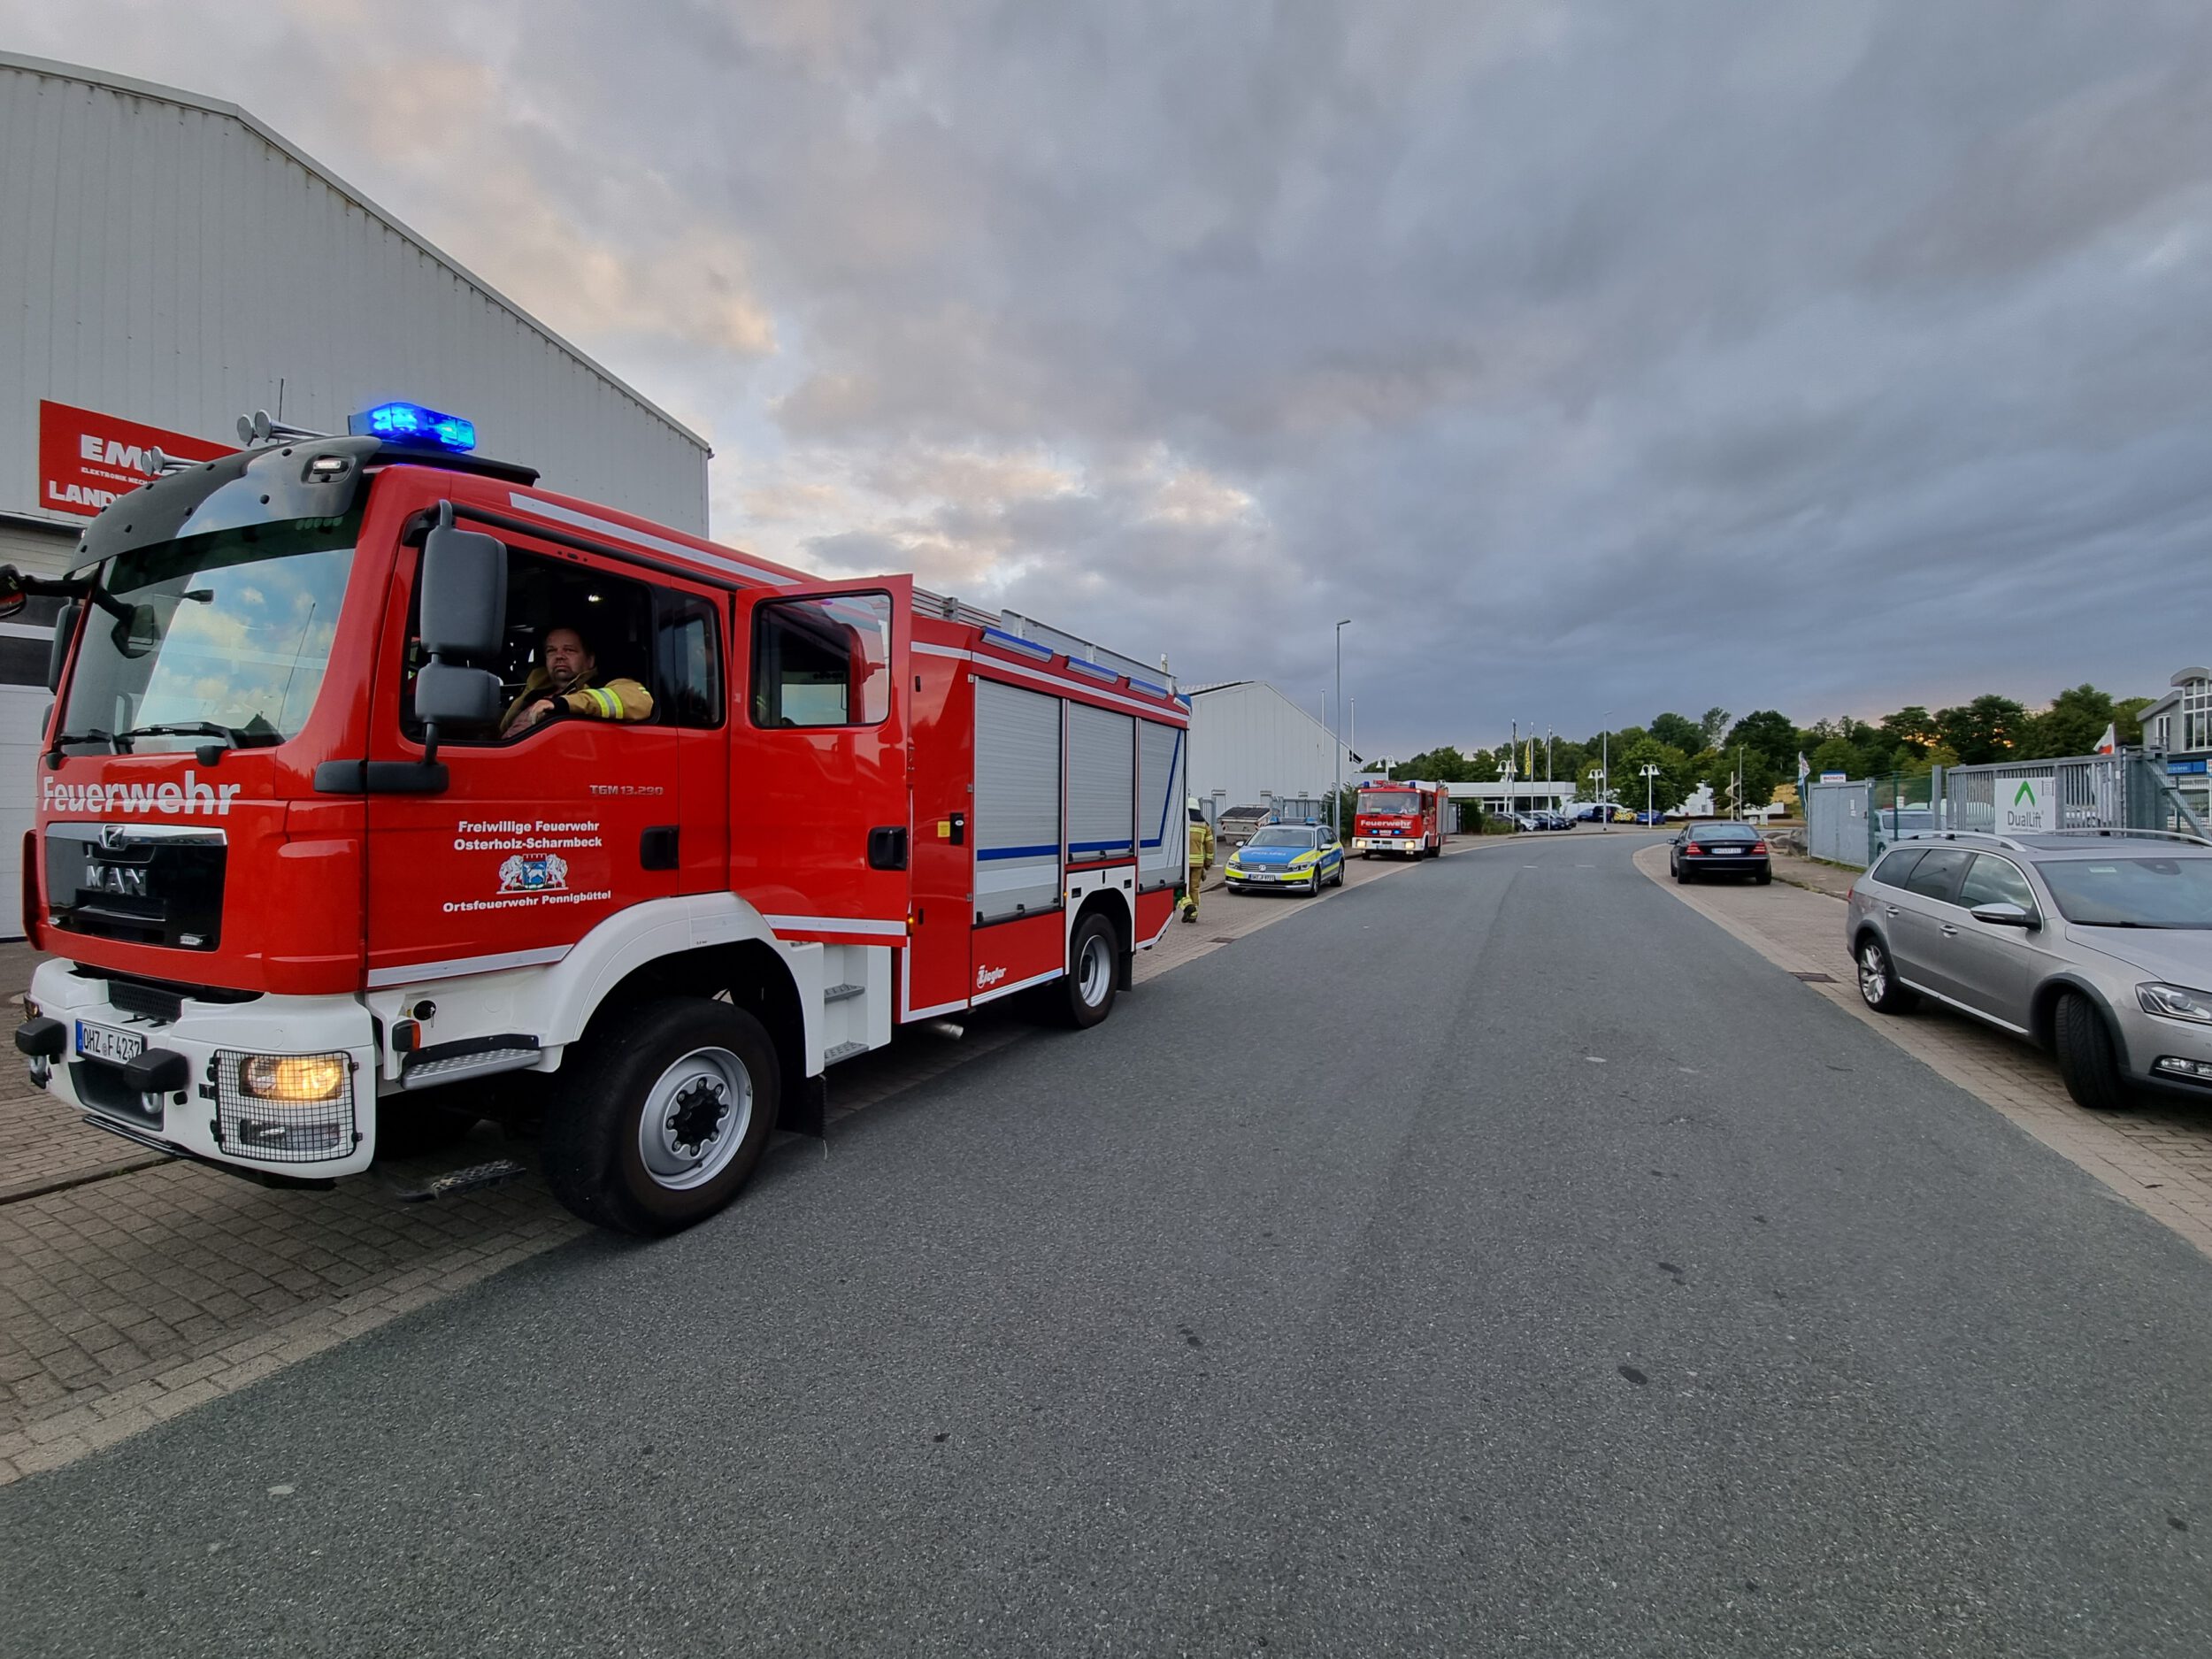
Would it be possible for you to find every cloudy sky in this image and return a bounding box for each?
[9,1,2211,759]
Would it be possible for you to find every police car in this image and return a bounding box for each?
[1225,822,1348,896]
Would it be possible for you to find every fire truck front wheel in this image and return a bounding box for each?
[543,999,780,1236]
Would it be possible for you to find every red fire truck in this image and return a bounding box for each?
[7,403,1187,1234]
[1351,780,1447,858]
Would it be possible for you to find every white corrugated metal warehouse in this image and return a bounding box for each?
[0,51,711,933]
[1186,680,1358,825]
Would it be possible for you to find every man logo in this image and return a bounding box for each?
[84,862,148,897]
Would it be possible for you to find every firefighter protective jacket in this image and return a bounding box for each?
[500,668,655,731]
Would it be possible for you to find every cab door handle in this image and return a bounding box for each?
[868,826,909,871]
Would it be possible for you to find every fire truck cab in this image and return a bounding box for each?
[7,406,1187,1234]
[1351,780,1446,858]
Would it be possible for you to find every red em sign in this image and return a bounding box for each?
[36,400,230,518]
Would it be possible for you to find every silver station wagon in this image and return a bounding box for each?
[1847,830,2212,1111]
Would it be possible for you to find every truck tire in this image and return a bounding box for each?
[2054,991,2131,1113]
[1046,910,1120,1030]
[542,998,780,1236]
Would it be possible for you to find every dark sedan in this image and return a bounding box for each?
[1670,821,1771,884]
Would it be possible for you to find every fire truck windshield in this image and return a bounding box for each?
[58,516,357,756]
[1359,792,1418,816]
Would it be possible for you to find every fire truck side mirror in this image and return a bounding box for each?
[419,508,507,661]
[414,659,502,729]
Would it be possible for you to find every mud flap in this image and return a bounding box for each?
[779,1074,827,1139]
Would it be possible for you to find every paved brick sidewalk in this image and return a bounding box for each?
[0,837,1507,1484]
[1768,847,1859,900]
[1637,843,2212,1259]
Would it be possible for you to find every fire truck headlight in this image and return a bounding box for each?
[241,1053,349,1102]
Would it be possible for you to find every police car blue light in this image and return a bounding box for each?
[348,401,477,452]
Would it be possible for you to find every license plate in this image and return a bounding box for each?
[76,1020,146,1064]
[1242,872,1276,882]
[1712,847,1741,856]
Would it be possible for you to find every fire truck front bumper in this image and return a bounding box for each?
[19,960,380,1180]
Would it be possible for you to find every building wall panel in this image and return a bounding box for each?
[1187,681,1354,821]
[0,57,709,534]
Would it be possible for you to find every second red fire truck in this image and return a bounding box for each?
[1352,780,1448,858]
[9,403,1188,1234]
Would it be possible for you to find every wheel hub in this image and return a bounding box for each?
[664,1079,728,1158]
[634,1045,756,1193]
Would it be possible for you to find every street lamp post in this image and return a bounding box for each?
[1640,762,1662,824]
[1333,618,1352,837]
[1601,713,1612,833]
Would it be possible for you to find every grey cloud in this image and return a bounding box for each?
[10,0,2212,756]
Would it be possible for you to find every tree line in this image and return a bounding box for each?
[1370,686,2151,817]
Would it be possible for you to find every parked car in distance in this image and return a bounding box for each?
[1671,821,1771,883]
[1848,830,2212,1112]
[1225,822,1347,896]
[1633,810,1668,826]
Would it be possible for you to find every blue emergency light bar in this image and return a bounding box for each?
[348,401,477,452]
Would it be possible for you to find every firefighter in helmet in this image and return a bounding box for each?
[501,625,655,734]
[1178,800,1215,923]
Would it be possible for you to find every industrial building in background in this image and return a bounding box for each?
[1186,680,1359,830]
[0,51,712,929]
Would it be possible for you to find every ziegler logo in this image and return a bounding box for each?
[976,964,1008,988]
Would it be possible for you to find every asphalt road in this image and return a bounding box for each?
[4,832,2208,1656]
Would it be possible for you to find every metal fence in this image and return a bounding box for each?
[1804,752,2209,869]
[1939,754,2128,835]
[1806,779,1875,866]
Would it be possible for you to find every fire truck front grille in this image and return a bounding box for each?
[45,825,227,951]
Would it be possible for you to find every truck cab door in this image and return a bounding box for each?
[361,534,683,995]
[731,576,912,946]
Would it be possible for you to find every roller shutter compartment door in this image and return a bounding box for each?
[1067,703,1134,863]
[974,679,1062,924]
[1137,718,1184,890]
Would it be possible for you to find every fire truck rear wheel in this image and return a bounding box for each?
[1049,910,1120,1030]
[543,999,780,1236]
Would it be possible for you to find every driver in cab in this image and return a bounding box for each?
[500,626,654,734]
